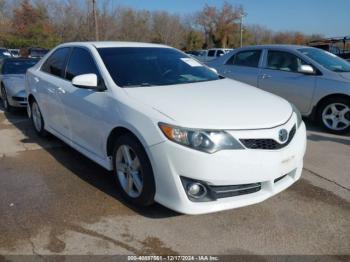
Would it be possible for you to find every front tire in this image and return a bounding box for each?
[112,134,155,207]
[1,86,13,112]
[30,100,47,137]
[317,97,350,134]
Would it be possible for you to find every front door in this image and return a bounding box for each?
[258,50,316,114]
[58,47,110,159]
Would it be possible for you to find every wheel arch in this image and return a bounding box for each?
[316,93,350,110]
[28,94,36,105]
[106,125,148,158]
[311,93,350,120]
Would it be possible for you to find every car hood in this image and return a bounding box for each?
[2,74,25,95]
[2,74,25,86]
[124,79,292,130]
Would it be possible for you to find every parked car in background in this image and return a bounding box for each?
[0,48,12,58]
[0,58,39,111]
[20,47,49,58]
[208,45,350,134]
[185,50,207,57]
[25,42,306,214]
[9,49,20,58]
[308,36,350,62]
[195,48,233,62]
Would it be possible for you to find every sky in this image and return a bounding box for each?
[106,0,350,37]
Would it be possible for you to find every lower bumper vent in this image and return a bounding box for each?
[209,183,261,199]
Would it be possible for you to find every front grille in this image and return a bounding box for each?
[209,183,261,199]
[240,125,296,150]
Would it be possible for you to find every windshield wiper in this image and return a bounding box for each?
[123,83,156,87]
[333,69,350,73]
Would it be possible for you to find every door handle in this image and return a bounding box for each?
[57,87,66,94]
[260,74,272,79]
[34,77,40,83]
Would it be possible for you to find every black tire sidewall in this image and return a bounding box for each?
[1,86,12,112]
[112,134,155,206]
[317,97,350,134]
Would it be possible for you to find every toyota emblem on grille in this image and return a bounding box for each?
[279,129,288,143]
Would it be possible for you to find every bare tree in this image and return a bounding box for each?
[92,0,99,40]
[0,0,326,49]
[152,11,186,48]
[196,2,243,48]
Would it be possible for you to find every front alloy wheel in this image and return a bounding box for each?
[30,100,47,136]
[116,145,143,198]
[318,98,350,134]
[113,134,155,206]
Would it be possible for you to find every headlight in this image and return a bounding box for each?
[290,103,302,128]
[159,123,243,153]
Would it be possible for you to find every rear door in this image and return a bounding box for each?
[220,49,262,87]
[37,47,71,135]
[257,49,316,114]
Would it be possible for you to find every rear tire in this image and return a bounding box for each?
[317,97,350,134]
[1,86,13,112]
[30,100,47,137]
[112,134,155,207]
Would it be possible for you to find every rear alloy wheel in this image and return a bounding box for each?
[1,86,13,112]
[30,100,47,136]
[113,134,155,206]
[318,97,350,134]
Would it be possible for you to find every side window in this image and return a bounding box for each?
[41,48,70,77]
[233,50,261,67]
[216,50,224,57]
[65,48,100,81]
[266,50,307,73]
[207,50,216,57]
[225,54,235,65]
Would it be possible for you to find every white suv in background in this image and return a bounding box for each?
[26,42,306,214]
[195,48,233,62]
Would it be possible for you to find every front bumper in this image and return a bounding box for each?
[148,120,307,215]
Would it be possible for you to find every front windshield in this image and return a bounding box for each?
[299,48,350,72]
[98,47,220,87]
[3,60,38,74]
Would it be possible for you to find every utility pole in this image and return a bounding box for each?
[239,11,247,48]
[92,0,99,41]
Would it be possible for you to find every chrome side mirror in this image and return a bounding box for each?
[209,67,218,74]
[298,65,315,75]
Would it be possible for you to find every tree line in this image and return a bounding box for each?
[0,0,325,50]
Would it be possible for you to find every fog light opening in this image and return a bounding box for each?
[187,182,207,199]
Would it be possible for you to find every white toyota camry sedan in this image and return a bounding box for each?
[25,42,307,214]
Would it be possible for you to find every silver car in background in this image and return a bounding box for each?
[208,45,350,134]
[0,58,39,112]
